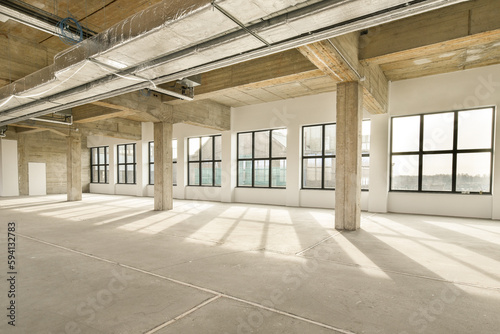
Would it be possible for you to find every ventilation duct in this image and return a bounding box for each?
[0,0,471,126]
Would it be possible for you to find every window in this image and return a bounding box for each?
[390,107,494,193]
[149,140,177,186]
[90,146,109,184]
[188,135,221,186]
[117,144,136,184]
[302,121,371,190]
[237,129,287,188]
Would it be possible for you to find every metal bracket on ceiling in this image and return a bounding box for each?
[211,1,270,47]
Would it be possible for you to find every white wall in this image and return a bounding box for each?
[0,139,19,196]
[388,64,500,219]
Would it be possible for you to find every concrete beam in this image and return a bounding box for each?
[73,105,131,123]
[94,91,230,131]
[335,81,362,231]
[67,130,82,202]
[359,0,500,63]
[153,121,173,211]
[298,33,388,114]
[160,49,318,104]
[172,100,230,131]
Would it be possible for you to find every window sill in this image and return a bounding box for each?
[389,190,491,195]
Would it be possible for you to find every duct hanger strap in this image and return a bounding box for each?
[211,1,270,47]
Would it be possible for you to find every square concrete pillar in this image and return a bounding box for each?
[335,82,362,231]
[67,131,82,202]
[154,121,173,211]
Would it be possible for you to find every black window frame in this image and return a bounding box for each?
[301,121,371,191]
[187,135,222,187]
[117,143,136,184]
[236,128,287,189]
[148,140,177,186]
[90,146,109,184]
[389,107,495,194]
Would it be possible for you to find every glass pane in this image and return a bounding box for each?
[214,136,222,160]
[149,142,154,163]
[214,161,222,187]
[189,138,200,161]
[92,148,98,165]
[456,153,491,193]
[126,165,135,184]
[304,126,323,156]
[172,163,177,186]
[189,162,200,185]
[271,160,286,187]
[118,165,125,183]
[172,139,178,162]
[254,160,269,187]
[98,147,105,164]
[238,133,253,159]
[392,116,420,153]
[201,162,213,186]
[201,137,213,161]
[92,166,99,183]
[254,131,270,159]
[458,108,493,149]
[118,146,125,164]
[325,124,336,156]
[126,145,134,164]
[238,160,252,186]
[361,156,370,191]
[272,129,287,158]
[324,157,335,189]
[423,112,454,151]
[303,158,322,188]
[362,120,371,155]
[106,166,109,183]
[422,154,452,191]
[99,166,106,184]
[149,163,154,185]
[391,155,419,190]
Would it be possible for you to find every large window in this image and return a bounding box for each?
[188,135,221,186]
[390,107,495,193]
[117,144,136,184]
[302,121,371,190]
[149,140,177,186]
[90,146,109,184]
[237,129,287,188]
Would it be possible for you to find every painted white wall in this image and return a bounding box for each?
[0,139,19,196]
[28,162,46,196]
[389,63,500,219]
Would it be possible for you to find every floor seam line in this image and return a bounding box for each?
[144,295,222,334]
[18,233,356,333]
[295,231,342,256]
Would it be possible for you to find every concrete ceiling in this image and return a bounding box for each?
[1,0,499,131]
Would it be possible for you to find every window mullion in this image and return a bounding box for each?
[418,116,424,192]
[452,111,458,193]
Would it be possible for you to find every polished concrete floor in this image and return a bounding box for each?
[1,194,499,334]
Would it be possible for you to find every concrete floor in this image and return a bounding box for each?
[1,194,499,334]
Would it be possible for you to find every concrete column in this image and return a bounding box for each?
[335,82,362,231]
[67,131,82,201]
[154,121,173,211]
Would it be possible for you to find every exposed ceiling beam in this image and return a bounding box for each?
[298,33,389,114]
[160,49,318,104]
[359,0,500,81]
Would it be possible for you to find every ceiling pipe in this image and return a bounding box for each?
[31,115,73,125]
[0,0,471,126]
